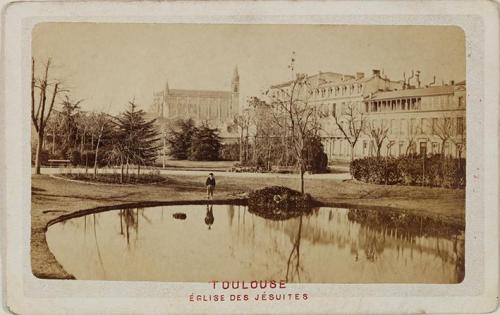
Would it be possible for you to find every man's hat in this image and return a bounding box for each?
[209,173,214,175]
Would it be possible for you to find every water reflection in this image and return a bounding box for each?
[46,205,464,283]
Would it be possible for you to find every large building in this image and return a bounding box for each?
[149,67,240,129]
[267,70,466,161]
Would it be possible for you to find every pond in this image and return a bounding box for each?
[46,205,464,283]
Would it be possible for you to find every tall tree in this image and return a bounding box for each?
[265,53,321,194]
[189,123,221,161]
[332,101,366,163]
[165,118,198,159]
[367,120,389,158]
[59,95,83,156]
[31,58,66,174]
[434,116,454,157]
[88,112,113,176]
[116,101,161,175]
[229,109,253,164]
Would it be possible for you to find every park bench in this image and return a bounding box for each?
[47,159,71,168]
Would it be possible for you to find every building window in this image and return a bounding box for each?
[332,103,337,116]
[410,118,416,135]
[401,119,407,136]
[458,96,465,108]
[457,117,465,135]
[419,142,427,157]
[399,141,405,156]
[432,142,440,154]
[421,118,428,134]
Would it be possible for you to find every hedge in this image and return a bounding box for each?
[350,155,465,189]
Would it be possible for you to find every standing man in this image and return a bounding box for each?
[206,172,216,200]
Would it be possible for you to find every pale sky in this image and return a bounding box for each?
[32,23,465,114]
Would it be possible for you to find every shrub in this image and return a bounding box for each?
[220,143,240,161]
[247,186,314,220]
[69,150,81,166]
[350,155,465,188]
[304,136,329,174]
[32,149,49,166]
[80,150,108,167]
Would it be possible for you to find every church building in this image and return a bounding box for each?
[150,67,240,127]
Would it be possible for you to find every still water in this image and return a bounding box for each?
[46,205,464,283]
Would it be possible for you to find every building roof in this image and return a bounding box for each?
[368,85,456,100]
[167,89,232,98]
[270,71,399,90]
[270,72,354,89]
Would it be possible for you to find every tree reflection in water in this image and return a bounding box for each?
[285,216,303,282]
[117,208,151,247]
[347,208,465,282]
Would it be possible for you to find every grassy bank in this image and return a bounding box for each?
[31,174,465,279]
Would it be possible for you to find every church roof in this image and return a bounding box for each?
[167,89,232,98]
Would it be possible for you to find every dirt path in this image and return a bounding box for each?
[31,174,465,279]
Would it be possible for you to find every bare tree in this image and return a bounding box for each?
[332,101,366,162]
[366,120,389,158]
[450,117,466,158]
[266,69,320,194]
[89,112,111,177]
[404,120,420,155]
[31,58,67,174]
[434,116,454,157]
[229,108,253,164]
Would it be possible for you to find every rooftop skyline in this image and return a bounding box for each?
[32,23,465,114]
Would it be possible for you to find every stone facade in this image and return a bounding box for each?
[268,70,466,161]
[150,67,240,129]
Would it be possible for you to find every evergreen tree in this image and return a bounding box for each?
[189,123,221,161]
[165,118,198,159]
[116,101,161,175]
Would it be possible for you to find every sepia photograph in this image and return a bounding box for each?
[29,23,468,284]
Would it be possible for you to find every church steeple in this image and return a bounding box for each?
[231,66,239,93]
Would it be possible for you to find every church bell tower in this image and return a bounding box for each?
[231,66,240,114]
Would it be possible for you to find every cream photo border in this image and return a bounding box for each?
[2,1,498,314]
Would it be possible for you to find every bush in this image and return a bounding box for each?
[220,143,240,161]
[80,150,108,168]
[69,150,81,166]
[350,155,465,188]
[304,136,329,174]
[247,186,314,220]
[32,149,49,166]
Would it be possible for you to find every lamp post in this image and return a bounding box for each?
[421,137,429,187]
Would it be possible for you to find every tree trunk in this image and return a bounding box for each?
[52,128,56,155]
[300,167,305,194]
[137,163,140,176]
[35,130,44,174]
[120,161,124,184]
[239,129,244,164]
[93,135,101,178]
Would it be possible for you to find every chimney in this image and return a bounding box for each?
[415,70,421,88]
[407,70,415,88]
[372,69,381,77]
[356,72,365,80]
